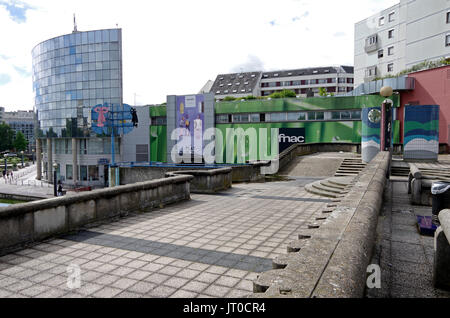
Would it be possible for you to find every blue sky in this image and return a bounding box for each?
[0,0,399,110]
[0,0,33,23]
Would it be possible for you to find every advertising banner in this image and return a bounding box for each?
[176,95,205,158]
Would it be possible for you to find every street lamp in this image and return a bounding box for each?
[32,149,35,165]
[20,151,24,169]
[53,162,58,197]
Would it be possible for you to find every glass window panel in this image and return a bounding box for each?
[341,111,350,119]
[316,112,324,120]
[88,31,95,44]
[80,165,88,181]
[250,113,260,122]
[110,29,118,41]
[111,70,119,80]
[331,112,341,120]
[270,113,287,122]
[110,51,119,61]
[95,30,102,43]
[351,111,361,119]
[102,30,110,42]
[66,164,73,180]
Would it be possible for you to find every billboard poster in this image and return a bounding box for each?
[176,94,205,158]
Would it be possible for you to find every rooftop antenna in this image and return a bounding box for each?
[73,13,78,33]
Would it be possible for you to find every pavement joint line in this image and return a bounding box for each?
[63,231,273,273]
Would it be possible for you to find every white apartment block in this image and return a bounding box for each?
[210,66,354,100]
[354,0,450,87]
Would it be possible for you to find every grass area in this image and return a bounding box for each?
[0,198,26,205]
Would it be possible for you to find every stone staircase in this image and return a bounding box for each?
[334,157,366,177]
[305,176,355,198]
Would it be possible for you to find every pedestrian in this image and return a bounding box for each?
[10,170,13,180]
[2,169,5,181]
[6,171,10,182]
[57,180,63,196]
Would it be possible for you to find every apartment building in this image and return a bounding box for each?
[209,66,354,100]
[354,0,450,86]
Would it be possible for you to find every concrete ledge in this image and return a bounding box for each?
[166,167,232,194]
[0,175,193,255]
[434,209,450,290]
[252,151,390,298]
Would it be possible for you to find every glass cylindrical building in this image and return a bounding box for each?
[32,28,123,187]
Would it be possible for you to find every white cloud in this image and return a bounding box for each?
[0,0,399,110]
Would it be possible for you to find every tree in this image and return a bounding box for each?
[269,90,297,99]
[0,123,14,152]
[13,131,28,152]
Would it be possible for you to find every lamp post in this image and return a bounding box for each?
[380,86,394,179]
[32,149,35,165]
[380,86,394,152]
[20,151,24,169]
[53,162,58,197]
[3,154,7,173]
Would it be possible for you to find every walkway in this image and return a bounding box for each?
[368,178,450,298]
[0,177,329,298]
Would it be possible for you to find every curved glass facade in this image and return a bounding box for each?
[32,28,122,138]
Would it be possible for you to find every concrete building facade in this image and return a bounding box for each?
[0,109,35,152]
[354,0,450,86]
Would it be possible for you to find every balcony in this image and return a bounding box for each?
[365,34,379,53]
[364,66,378,82]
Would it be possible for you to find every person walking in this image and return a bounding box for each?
[6,171,10,183]
[57,181,63,196]
[2,170,5,182]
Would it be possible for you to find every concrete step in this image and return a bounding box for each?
[312,182,347,194]
[305,183,340,198]
[327,177,354,187]
[320,180,347,190]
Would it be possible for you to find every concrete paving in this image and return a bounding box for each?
[369,179,450,298]
[279,152,360,178]
[0,177,330,298]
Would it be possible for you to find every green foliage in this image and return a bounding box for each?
[268,90,296,99]
[374,57,450,81]
[318,87,334,97]
[223,96,237,101]
[13,131,28,152]
[0,123,14,152]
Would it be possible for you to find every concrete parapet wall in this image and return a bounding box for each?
[0,175,193,256]
[252,151,390,298]
[434,209,450,290]
[166,168,232,194]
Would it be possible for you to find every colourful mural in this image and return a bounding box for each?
[403,105,439,160]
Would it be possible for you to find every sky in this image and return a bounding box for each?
[0,0,399,110]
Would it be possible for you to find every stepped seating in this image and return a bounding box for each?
[305,176,354,198]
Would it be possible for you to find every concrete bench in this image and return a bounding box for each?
[434,209,450,290]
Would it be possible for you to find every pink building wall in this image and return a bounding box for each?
[400,65,450,147]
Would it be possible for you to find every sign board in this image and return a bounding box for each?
[176,95,205,158]
[91,103,135,136]
[278,128,305,153]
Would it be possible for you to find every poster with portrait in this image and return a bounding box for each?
[176,94,205,159]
